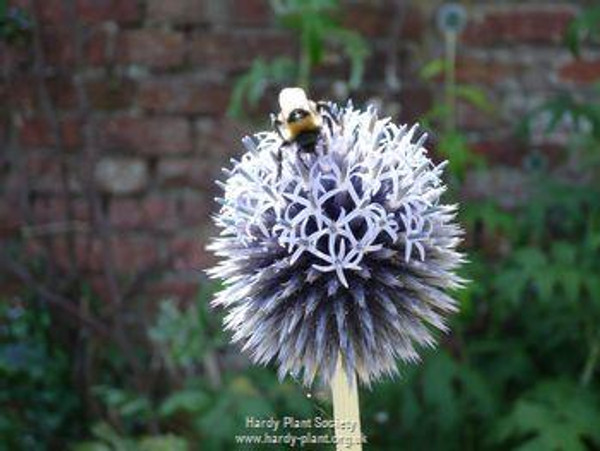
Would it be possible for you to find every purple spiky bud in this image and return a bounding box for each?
[207,100,466,386]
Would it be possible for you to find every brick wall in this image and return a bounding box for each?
[1,0,598,302]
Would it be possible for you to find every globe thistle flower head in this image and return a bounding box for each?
[208,89,465,386]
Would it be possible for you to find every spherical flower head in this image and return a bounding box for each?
[208,98,465,386]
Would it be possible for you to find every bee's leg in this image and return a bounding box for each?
[316,102,337,156]
[271,113,287,141]
[316,101,332,114]
[299,151,310,172]
[276,144,284,179]
[316,101,338,127]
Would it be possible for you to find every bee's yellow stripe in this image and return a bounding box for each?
[287,116,319,138]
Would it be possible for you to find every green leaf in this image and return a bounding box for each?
[92,386,152,420]
[456,85,493,113]
[119,397,152,419]
[159,389,210,417]
[90,422,136,451]
[564,7,600,58]
[422,351,459,430]
[227,58,295,119]
[491,380,600,450]
[196,395,236,442]
[303,17,325,67]
[329,29,370,89]
[71,442,112,451]
[495,269,526,305]
[456,365,496,419]
[138,435,188,451]
[420,59,445,80]
[437,130,483,178]
[514,247,547,270]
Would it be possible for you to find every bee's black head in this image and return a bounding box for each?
[287,108,310,123]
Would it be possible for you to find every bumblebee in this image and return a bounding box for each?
[272,87,335,177]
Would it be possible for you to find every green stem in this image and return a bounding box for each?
[297,22,313,90]
[297,46,311,90]
[444,32,457,134]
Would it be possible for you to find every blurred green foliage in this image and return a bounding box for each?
[73,289,319,450]
[0,2,31,45]
[419,58,489,179]
[0,300,82,450]
[565,5,600,58]
[228,0,369,118]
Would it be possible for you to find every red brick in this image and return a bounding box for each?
[456,101,496,131]
[178,192,211,228]
[196,118,249,161]
[455,58,514,85]
[142,196,179,231]
[42,26,109,66]
[22,238,45,262]
[51,234,159,273]
[112,236,160,273]
[399,87,433,123]
[23,77,77,110]
[109,196,179,231]
[88,275,114,303]
[462,7,575,45]
[51,234,103,272]
[20,117,82,149]
[170,236,209,271]
[42,28,75,65]
[157,158,213,190]
[2,77,30,112]
[109,199,143,229]
[146,0,206,24]
[8,76,76,112]
[86,27,111,65]
[311,50,352,81]
[138,78,229,114]
[145,277,199,301]
[26,152,60,176]
[189,31,294,71]
[2,173,25,208]
[0,199,22,237]
[32,197,90,224]
[343,3,423,40]
[100,117,193,155]
[87,78,136,110]
[76,0,140,24]
[28,0,139,25]
[24,153,81,194]
[558,59,600,84]
[117,30,185,69]
[229,0,271,26]
[35,0,67,25]
[471,138,525,166]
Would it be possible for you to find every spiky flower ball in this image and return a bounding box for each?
[208,92,465,386]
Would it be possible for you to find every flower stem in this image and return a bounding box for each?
[331,354,363,450]
[444,31,457,134]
